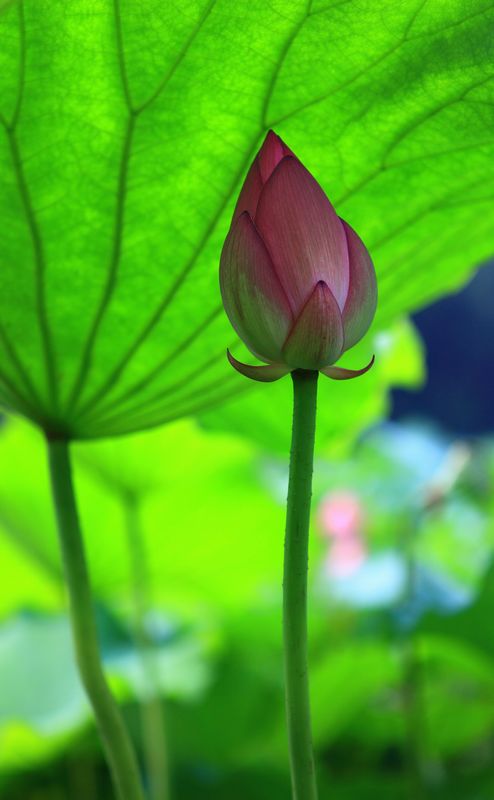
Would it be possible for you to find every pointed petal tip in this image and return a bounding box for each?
[257,131,295,183]
[226,350,290,383]
[321,354,375,381]
[263,129,292,153]
[264,129,280,145]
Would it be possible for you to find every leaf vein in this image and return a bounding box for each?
[65,115,136,413]
[2,124,58,409]
[75,306,223,425]
[0,322,43,409]
[136,0,217,115]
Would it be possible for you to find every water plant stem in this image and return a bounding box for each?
[401,513,427,800]
[47,438,145,800]
[124,493,171,800]
[284,369,319,800]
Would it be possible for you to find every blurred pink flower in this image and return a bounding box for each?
[325,537,367,577]
[318,491,368,577]
[318,491,364,540]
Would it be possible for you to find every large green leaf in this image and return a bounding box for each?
[0,0,492,438]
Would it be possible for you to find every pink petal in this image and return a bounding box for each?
[282,281,344,370]
[227,350,291,382]
[232,131,293,221]
[341,220,377,350]
[232,159,263,221]
[255,157,349,311]
[220,213,293,362]
[321,355,375,380]
[257,130,293,182]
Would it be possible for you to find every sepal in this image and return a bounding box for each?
[321,354,375,380]
[227,350,291,382]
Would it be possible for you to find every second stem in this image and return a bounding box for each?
[124,494,171,800]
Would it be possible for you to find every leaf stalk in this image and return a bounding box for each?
[47,438,145,800]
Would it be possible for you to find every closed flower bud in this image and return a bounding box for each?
[219,131,377,382]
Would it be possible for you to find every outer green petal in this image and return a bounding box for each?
[220,213,293,362]
[282,281,344,370]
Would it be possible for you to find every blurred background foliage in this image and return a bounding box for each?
[3,321,494,798]
[0,0,494,798]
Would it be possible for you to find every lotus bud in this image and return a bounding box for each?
[219,131,377,381]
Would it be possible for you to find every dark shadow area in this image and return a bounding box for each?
[392,261,494,435]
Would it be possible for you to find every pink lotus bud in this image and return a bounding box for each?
[220,131,377,382]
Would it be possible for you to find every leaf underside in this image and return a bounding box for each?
[0,0,492,439]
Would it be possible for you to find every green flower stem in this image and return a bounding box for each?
[124,493,171,800]
[284,369,319,800]
[401,513,427,800]
[47,438,145,800]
